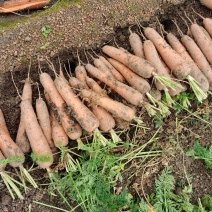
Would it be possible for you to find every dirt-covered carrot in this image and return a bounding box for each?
[200,0,212,9]
[40,72,82,139]
[85,63,144,106]
[45,92,69,147]
[16,71,31,154]
[190,23,212,64]
[36,84,56,153]
[144,27,207,102]
[98,56,125,82]
[0,109,10,135]
[166,31,210,92]
[81,89,135,122]
[129,28,144,58]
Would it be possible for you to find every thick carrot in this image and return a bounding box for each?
[107,58,151,95]
[54,76,99,132]
[16,77,31,153]
[102,45,156,78]
[75,65,88,85]
[200,0,212,9]
[180,35,212,90]
[45,92,68,147]
[85,63,144,106]
[166,32,209,92]
[190,24,212,64]
[98,56,125,82]
[40,72,82,139]
[80,89,135,122]
[21,99,53,169]
[0,122,25,168]
[129,29,144,58]
[200,26,212,41]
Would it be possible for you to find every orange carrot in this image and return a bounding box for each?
[0,109,10,135]
[54,76,99,132]
[81,89,135,122]
[190,23,212,64]
[200,0,212,9]
[16,75,31,154]
[166,32,209,92]
[98,56,125,82]
[180,34,212,90]
[107,58,151,95]
[102,45,156,78]
[21,99,53,169]
[129,29,144,58]
[40,72,82,139]
[85,63,144,106]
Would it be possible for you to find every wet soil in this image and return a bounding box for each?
[0,0,212,211]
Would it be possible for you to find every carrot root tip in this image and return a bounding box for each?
[0,172,25,200]
[187,75,207,103]
[110,129,121,144]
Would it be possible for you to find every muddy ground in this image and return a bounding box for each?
[0,0,212,211]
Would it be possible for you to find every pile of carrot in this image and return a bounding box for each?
[0,9,212,199]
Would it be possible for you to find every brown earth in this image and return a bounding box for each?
[0,0,212,211]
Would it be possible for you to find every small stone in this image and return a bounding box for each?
[14,51,18,57]
[119,34,125,42]
[25,37,31,42]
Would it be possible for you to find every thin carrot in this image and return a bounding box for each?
[0,109,10,135]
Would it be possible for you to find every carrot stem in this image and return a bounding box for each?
[110,129,121,144]
[164,90,175,107]
[93,128,109,146]
[187,75,207,103]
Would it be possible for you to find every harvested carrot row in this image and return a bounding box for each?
[40,72,82,140]
[166,32,210,92]
[144,27,207,102]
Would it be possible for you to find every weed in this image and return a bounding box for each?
[186,142,212,169]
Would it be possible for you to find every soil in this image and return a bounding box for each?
[0,0,212,211]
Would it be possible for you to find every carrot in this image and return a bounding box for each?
[144,27,207,102]
[0,109,10,135]
[200,0,212,9]
[75,65,88,85]
[36,84,56,152]
[180,34,212,90]
[54,76,99,133]
[40,72,82,139]
[107,58,151,95]
[80,89,135,122]
[190,23,212,64]
[166,32,210,92]
[85,63,144,106]
[129,28,144,58]
[21,99,53,169]
[200,26,212,41]
[98,56,125,82]
[16,72,31,154]
[45,92,69,147]
[102,45,155,78]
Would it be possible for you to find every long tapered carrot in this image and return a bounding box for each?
[190,23,212,65]
[40,72,82,139]
[81,89,135,122]
[166,32,209,92]
[21,99,53,169]
[180,35,212,90]
[54,76,99,132]
[102,45,156,78]
[85,63,144,106]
